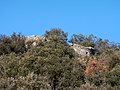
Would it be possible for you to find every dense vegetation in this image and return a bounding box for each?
[0,28,120,90]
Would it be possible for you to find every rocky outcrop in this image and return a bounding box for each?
[25,35,46,43]
[25,35,46,47]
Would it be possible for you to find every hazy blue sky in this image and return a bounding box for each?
[0,0,120,42]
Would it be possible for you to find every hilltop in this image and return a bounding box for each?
[0,28,120,90]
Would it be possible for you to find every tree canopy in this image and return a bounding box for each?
[0,29,120,90]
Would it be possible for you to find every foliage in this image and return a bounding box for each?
[44,28,68,43]
[0,29,120,89]
[69,34,97,47]
[0,32,26,55]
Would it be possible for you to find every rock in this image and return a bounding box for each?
[25,35,46,48]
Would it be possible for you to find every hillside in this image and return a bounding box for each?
[0,28,120,90]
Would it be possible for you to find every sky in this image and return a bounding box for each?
[0,0,120,42]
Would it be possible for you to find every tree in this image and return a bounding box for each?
[44,28,68,43]
[0,33,26,55]
[69,34,85,43]
[69,34,96,47]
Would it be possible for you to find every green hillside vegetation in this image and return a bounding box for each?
[0,28,120,90]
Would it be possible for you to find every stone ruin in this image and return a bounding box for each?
[70,43,95,57]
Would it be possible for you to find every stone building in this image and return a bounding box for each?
[70,43,95,57]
